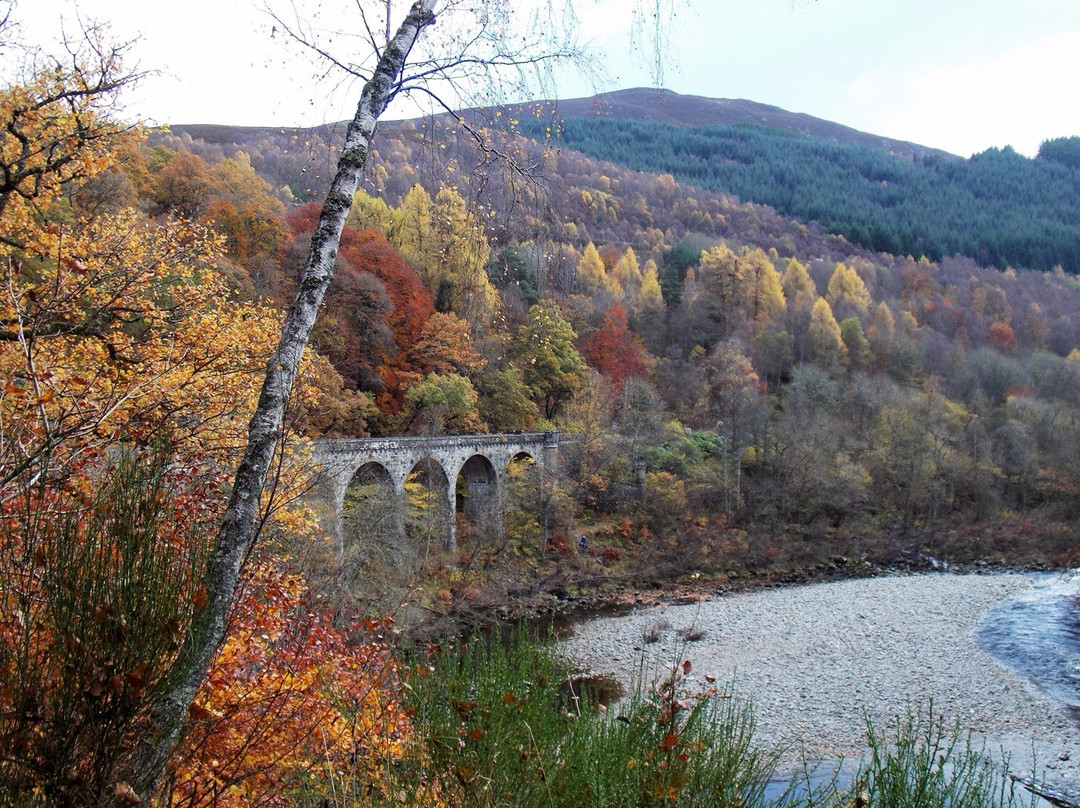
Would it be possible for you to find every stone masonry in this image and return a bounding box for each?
[313,432,559,550]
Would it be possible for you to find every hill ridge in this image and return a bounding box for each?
[466,87,956,164]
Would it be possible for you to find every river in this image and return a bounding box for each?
[977,570,1080,727]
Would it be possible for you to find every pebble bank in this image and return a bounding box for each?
[561,572,1080,788]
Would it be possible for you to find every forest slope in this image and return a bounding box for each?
[163,88,1080,275]
[504,90,1080,273]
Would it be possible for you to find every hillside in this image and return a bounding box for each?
[489,87,951,163]
[160,89,1080,274]
[153,113,868,268]
[501,90,1080,274]
[147,100,1080,554]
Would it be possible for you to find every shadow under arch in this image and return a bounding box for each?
[405,456,452,557]
[456,454,499,545]
[338,461,405,612]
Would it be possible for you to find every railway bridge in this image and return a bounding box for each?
[314,431,559,549]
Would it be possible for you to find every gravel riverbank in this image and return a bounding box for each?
[561,571,1080,789]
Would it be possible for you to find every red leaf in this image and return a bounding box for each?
[189,702,214,721]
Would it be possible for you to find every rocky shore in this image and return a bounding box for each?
[561,571,1080,791]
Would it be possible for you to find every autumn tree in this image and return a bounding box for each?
[204,153,290,282]
[477,364,541,431]
[867,300,897,371]
[340,227,436,405]
[149,149,215,218]
[740,247,786,329]
[0,34,285,498]
[169,554,408,806]
[684,244,744,348]
[388,183,498,332]
[986,321,1016,354]
[611,246,643,302]
[512,300,586,419]
[388,180,430,254]
[113,6,449,796]
[347,187,396,234]
[781,257,816,359]
[633,257,667,352]
[398,372,484,435]
[405,311,485,382]
[808,296,848,372]
[840,316,873,371]
[825,261,872,320]
[583,304,650,390]
[429,185,498,332]
[781,258,817,312]
[576,240,609,296]
[697,340,764,515]
[283,207,435,415]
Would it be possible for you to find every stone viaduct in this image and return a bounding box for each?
[314,432,559,550]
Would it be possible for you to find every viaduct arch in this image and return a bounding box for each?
[314,432,559,550]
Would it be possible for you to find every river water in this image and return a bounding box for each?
[976,570,1080,723]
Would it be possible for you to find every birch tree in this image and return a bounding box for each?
[118,5,443,799]
[120,0,592,800]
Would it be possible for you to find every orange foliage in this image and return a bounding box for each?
[286,208,435,414]
[583,305,650,389]
[405,312,485,381]
[986,321,1016,354]
[343,229,436,354]
[170,558,410,807]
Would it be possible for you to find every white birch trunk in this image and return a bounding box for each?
[116,2,438,801]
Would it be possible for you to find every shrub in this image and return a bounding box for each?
[600,545,624,563]
[377,633,781,808]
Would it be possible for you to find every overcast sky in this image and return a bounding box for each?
[12,0,1080,158]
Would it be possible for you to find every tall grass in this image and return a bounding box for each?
[379,632,779,808]
[852,707,1023,808]
[343,633,1027,808]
